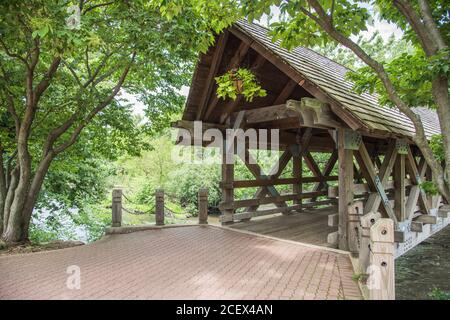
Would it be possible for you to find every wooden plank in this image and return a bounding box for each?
[196,32,229,120]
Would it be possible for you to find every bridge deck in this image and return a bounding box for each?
[0,225,361,300]
[229,206,338,248]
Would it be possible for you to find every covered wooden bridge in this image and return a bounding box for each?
[174,20,450,265]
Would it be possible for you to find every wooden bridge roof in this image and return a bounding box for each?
[182,19,440,139]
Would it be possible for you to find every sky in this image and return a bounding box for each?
[127,5,403,117]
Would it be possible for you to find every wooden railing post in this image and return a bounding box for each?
[155,189,165,226]
[368,218,395,300]
[112,188,123,227]
[359,211,381,273]
[198,188,208,224]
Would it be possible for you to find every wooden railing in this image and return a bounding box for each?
[110,187,209,227]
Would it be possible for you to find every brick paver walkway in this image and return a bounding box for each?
[0,225,361,299]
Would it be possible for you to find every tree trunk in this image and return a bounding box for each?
[1,153,53,244]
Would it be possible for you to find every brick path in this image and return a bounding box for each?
[0,225,361,300]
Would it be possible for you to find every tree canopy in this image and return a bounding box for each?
[0,0,217,242]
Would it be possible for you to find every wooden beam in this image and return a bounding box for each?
[287,98,343,128]
[410,221,423,232]
[242,103,299,125]
[328,179,412,198]
[414,214,437,224]
[238,145,288,208]
[220,134,234,224]
[356,140,399,226]
[405,147,430,215]
[311,149,338,198]
[273,79,297,105]
[245,149,293,212]
[204,41,251,120]
[244,128,312,212]
[394,154,406,222]
[222,176,338,189]
[291,144,302,206]
[219,190,327,210]
[196,32,229,120]
[337,128,353,251]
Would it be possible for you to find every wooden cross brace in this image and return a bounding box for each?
[355,140,399,226]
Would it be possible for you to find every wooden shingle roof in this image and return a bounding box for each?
[234,20,440,138]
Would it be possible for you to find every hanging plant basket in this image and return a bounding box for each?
[233,78,244,93]
[229,68,244,94]
[215,67,267,102]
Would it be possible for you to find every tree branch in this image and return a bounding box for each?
[0,39,29,68]
[417,0,447,50]
[82,1,115,14]
[33,57,62,104]
[392,0,437,56]
[53,51,136,154]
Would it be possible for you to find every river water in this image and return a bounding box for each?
[395,225,450,299]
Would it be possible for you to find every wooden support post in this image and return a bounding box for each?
[112,188,123,227]
[198,188,208,224]
[359,211,382,274]
[368,218,395,300]
[394,154,406,222]
[220,136,235,224]
[291,144,302,208]
[337,129,354,251]
[155,189,165,226]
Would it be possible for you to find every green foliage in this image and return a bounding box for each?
[430,134,445,163]
[428,287,450,300]
[215,68,267,102]
[420,181,439,196]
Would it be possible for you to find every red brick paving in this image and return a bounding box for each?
[0,225,362,300]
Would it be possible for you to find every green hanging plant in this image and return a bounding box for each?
[215,68,267,102]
